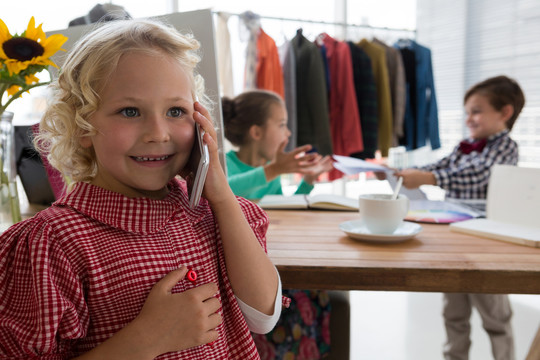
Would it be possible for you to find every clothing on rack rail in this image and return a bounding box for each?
[256,29,284,98]
[373,38,406,147]
[278,40,297,152]
[216,12,235,97]
[398,45,418,148]
[319,44,331,96]
[239,11,261,90]
[347,41,378,160]
[221,11,436,169]
[290,30,333,157]
[318,33,364,180]
[357,39,394,157]
[394,39,441,150]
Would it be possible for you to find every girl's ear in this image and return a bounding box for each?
[249,124,263,141]
[79,134,93,148]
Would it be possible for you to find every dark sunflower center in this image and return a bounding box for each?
[3,37,44,61]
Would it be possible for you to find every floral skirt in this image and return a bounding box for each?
[253,289,331,360]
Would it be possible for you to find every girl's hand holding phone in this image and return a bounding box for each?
[191,101,231,206]
[134,267,221,355]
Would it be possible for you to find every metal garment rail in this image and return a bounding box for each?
[213,11,416,35]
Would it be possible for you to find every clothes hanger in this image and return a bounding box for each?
[396,37,413,48]
[295,28,304,44]
[238,11,261,42]
[315,32,326,46]
[295,27,315,44]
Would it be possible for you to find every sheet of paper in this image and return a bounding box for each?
[332,155,391,175]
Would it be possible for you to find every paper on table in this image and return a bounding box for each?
[332,155,391,175]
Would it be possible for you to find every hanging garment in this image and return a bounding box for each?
[319,33,364,164]
[216,12,234,97]
[397,45,417,149]
[290,30,333,156]
[373,38,406,147]
[319,44,331,95]
[256,29,285,98]
[239,11,261,90]
[357,39,393,157]
[279,40,297,152]
[347,42,378,159]
[395,39,441,150]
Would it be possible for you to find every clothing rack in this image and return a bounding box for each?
[213,9,432,163]
[214,11,416,35]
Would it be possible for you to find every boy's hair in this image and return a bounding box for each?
[35,18,208,183]
[221,90,284,147]
[464,75,525,131]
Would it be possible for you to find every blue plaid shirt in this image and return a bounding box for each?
[420,130,518,199]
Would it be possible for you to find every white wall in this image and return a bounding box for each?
[417,0,540,167]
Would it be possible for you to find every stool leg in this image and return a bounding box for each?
[328,290,350,360]
[526,324,540,360]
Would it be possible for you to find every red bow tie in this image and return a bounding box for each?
[459,138,487,154]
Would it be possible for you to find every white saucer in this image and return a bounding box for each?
[339,220,422,243]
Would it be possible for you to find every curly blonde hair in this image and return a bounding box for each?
[35,18,210,183]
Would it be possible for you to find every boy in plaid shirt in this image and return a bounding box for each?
[396,75,525,360]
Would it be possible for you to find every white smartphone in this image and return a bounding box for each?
[187,123,209,208]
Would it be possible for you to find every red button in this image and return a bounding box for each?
[187,269,197,283]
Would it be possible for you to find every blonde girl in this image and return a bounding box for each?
[0,18,283,359]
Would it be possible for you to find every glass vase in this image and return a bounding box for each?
[0,111,22,232]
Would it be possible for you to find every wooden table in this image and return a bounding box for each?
[265,210,540,294]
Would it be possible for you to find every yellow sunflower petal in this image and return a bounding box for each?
[25,74,40,84]
[22,17,45,43]
[41,58,58,68]
[5,59,28,75]
[26,17,35,33]
[35,23,47,43]
[7,85,22,97]
[41,33,68,58]
[0,18,12,59]
[25,57,57,69]
[0,18,11,40]
[25,17,36,39]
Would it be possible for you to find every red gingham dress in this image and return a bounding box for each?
[0,178,269,359]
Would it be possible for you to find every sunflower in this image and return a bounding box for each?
[0,17,67,76]
[1,17,68,114]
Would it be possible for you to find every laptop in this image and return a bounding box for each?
[450,164,540,248]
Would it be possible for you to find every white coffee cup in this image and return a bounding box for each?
[358,194,410,234]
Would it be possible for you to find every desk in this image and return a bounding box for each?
[265,210,540,294]
[15,205,540,357]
